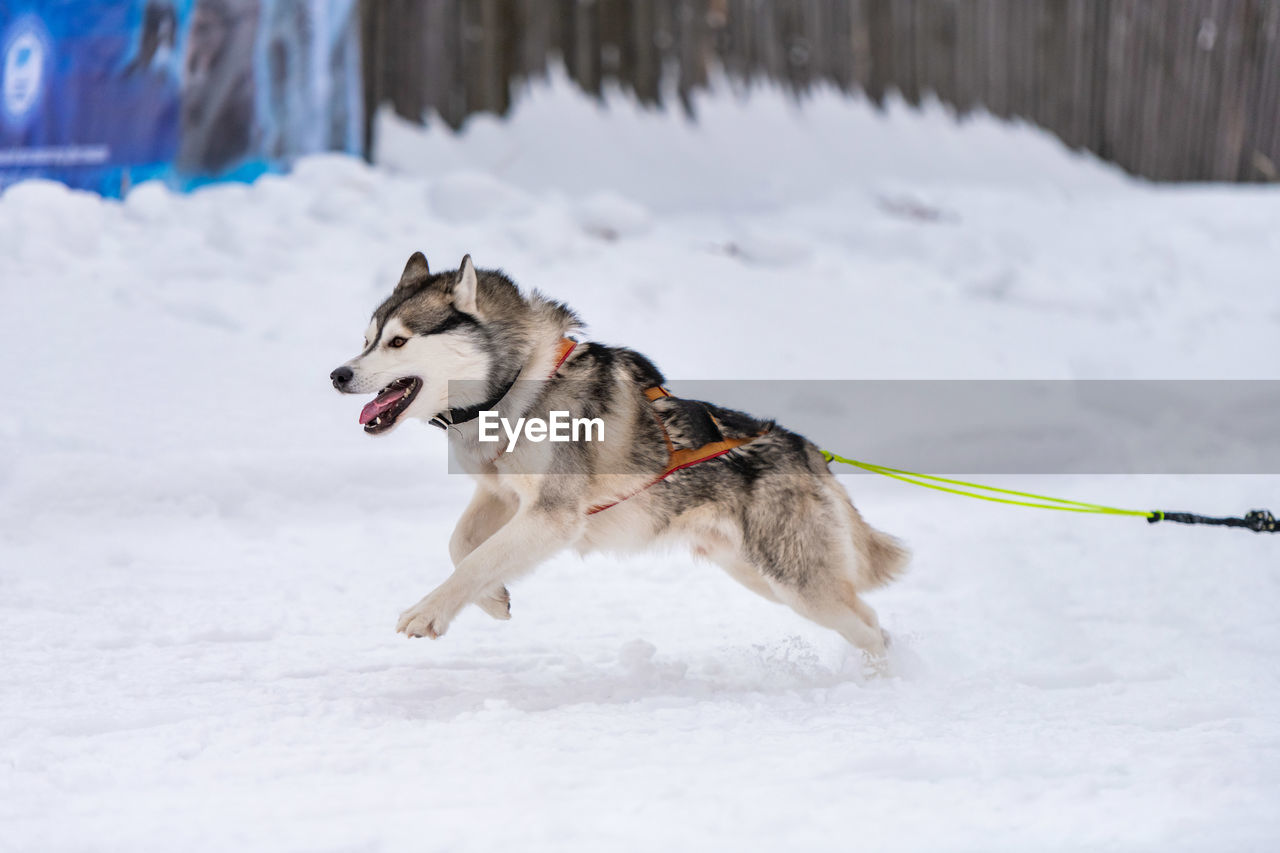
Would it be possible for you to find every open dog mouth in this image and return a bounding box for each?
[359,377,422,434]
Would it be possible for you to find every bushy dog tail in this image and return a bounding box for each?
[857,525,910,591]
[840,496,909,591]
[815,445,910,591]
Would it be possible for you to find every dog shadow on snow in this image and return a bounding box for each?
[368,635,923,720]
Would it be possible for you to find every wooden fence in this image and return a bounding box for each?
[361,0,1280,182]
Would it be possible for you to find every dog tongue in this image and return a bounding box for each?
[359,387,406,425]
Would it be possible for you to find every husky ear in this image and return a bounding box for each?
[396,251,430,291]
[453,254,479,316]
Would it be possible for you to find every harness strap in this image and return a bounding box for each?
[552,338,577,372]
[588,385,760,515]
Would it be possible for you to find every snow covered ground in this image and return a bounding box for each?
[2,77,1279,852]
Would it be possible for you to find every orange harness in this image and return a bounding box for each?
[513,338,760,514]
[586,385,762,515]
[551,337,577,372]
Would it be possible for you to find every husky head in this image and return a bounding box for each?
[331,252,512,436]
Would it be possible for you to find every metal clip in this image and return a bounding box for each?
[1244,509,1277,532]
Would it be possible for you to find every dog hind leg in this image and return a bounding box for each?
[730,520,890,659]
[736,479,896,661]
[690,530,781,603]
[767,576,887,659]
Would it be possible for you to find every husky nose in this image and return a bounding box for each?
[330,366,353,389]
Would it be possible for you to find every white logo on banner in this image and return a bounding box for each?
[2,20,48,128]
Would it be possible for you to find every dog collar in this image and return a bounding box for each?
[429,338,578,430]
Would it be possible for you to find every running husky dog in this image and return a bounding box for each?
[331,253,907,658]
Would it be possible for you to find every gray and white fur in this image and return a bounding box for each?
[331,253,908,660]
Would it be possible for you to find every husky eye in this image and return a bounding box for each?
[388,336,408,348]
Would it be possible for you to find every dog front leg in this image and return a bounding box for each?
[449,487,517,620]
[397,507,583,639]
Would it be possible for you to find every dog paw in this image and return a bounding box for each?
[396,595,456,639]
[476,585,512,621]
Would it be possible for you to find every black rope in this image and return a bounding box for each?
[1148,509,1277,533]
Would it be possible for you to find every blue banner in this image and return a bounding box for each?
[0,0,362,196]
